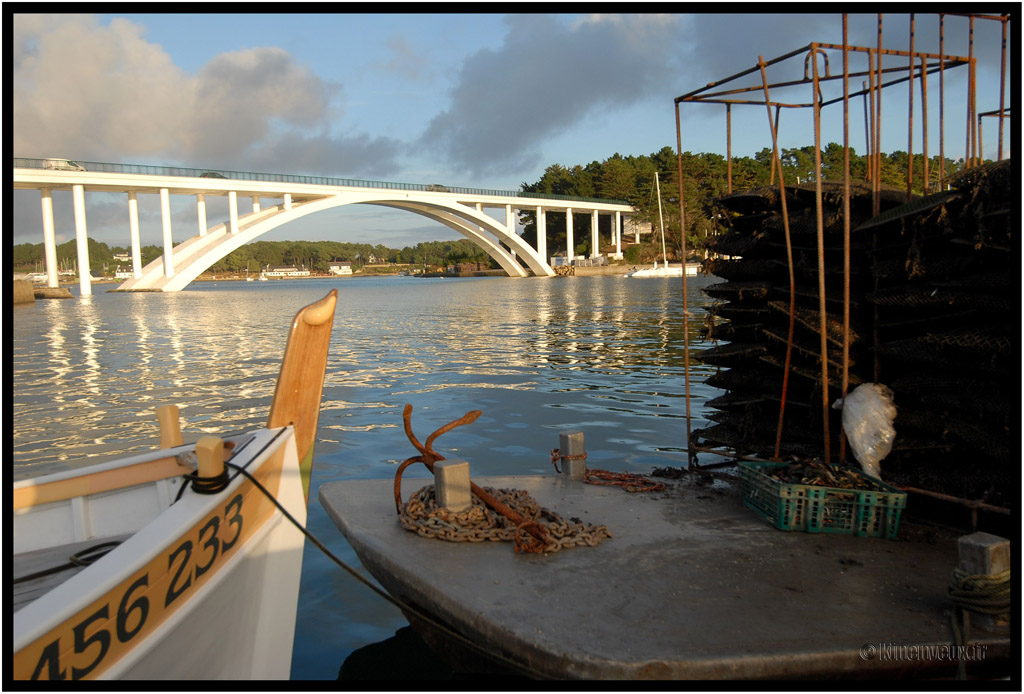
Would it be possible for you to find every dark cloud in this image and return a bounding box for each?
[417,14,685,177]
[239,130,404,179]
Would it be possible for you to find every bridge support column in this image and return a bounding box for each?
[128,192,143,277]
[536,206,547,263]
[284,193,292,211]
[40,189,59,288]
[613,211,622,259]
[566,208,574,262]
[160,188,174,278]
[591,210,599,258]
[229,191,239,234]
[72,184,92,297]
[197,194,208,236]
[505,204,516,262]
[252,196,260,213]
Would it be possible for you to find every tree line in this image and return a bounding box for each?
[517,144,971,262]
[11,235,497,276]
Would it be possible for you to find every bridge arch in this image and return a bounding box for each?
[118,193,553,291]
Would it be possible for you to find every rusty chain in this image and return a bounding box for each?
[394,405,552,552]
[399,484,612,554]
[550,449,667,493]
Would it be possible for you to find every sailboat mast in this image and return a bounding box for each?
[655,172,668,266]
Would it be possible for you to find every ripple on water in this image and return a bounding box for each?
[13,275,725,678]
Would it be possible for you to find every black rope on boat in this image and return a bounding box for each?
[222,460,547,680]
[14,540,123,585]
[185,468,231,495]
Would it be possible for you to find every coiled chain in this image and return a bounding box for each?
[399,484,612,553]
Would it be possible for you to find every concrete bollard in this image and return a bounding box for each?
[435,459,472,512]
[956,532,1010,633]
[558,430,587,481]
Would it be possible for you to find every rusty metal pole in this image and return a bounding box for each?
[998,16,1006,160]
[875,15,884,206]
[757,57,797,461]
[978,113,985,169]
[674,101,694,470]
[921,55,930,192]
[907,13,915,199]
[966,15,974,166]
[726,104,733,194]
[840,17,852,464]
[939,15,948,190]
[862,80,871,183]
[811,44,832,463]
[769,106,783,185]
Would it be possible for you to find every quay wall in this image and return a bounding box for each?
[13,280,34,304]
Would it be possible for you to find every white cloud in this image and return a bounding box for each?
[13,14,402,176]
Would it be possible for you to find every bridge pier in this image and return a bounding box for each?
[591,210,599,258]
[505,205,516,263]
[160,188,174,278]
[566,208,574,261]
[40,189,59,288]
[128,192,143,278]
[72,184,92,297]
[536,206,547,263]
[197,193,208,236]
[229,191,239,234]
[613,211,622,259]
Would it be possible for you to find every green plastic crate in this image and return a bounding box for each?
[739,461,907,539]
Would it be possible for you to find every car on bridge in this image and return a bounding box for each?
[425,183,450,192]
[43,158,86,171]
[200,171,227,178]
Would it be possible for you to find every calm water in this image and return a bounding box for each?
[12,274,723,679]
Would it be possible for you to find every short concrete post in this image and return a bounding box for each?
[435,459,472,512]
[558,430,586,481]
[956,532,1011,633]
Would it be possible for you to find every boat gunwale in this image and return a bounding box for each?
[13,425,297,655]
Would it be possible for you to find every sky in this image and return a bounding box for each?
[11,11,1014,251]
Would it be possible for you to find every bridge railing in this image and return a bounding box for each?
[14,157,629,206]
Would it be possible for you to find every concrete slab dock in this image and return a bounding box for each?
[319,474,1011,680]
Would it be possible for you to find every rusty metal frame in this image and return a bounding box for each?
[672,12,1012,504]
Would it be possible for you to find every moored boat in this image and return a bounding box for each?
[625,260,698,277]
[13,289,337,680]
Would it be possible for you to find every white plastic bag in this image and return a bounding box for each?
[832,383,897,481]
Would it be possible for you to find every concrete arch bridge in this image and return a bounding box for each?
[13,160,636,295]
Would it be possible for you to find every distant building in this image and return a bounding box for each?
[113,252,131,262]
[262,265,310,278]
[328,261,353,275]
[114,265,134,279]
[626,219,654,243]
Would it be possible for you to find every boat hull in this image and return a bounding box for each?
[13,427,306,680]
[626,263,699,277]
[320,475,1011,679]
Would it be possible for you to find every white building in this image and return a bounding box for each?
[328,261,353,275]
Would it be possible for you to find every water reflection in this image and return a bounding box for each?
[13,274,726,680]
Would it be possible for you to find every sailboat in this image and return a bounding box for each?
[626,172,687,278]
